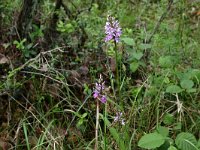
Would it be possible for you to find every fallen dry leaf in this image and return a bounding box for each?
[0,56,9,64]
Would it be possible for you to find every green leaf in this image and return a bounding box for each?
[100,114,126,150]
[166,85,183,94]
[138,132,165,149]
[139,43,152,49]
[77,118,84,127]
[13,40,19,45]
[25,52,30,58]
[186,88,197,93]
[109,127,126,149]
[175,132,198,150]
[157,126,169,137]
[159,56,174,68]
[121,37,134,46]
[81,113,87,118]
[180,79,194,89]
[168,145,177,150]
[163,113,174,125]
[164,77,170,84]
[133,52,143,60]
[197,139,200,148]
[130,61,139,73]
[158,140,170,150]
[21,38,27,43]
[173,122,182,130]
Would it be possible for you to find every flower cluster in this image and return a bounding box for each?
[105,16,122,43]
[114,112,125,125]
[93,75,107,103]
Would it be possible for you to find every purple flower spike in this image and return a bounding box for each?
[93,75,107,104]
[105,16,122,43]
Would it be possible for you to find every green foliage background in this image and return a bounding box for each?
[0,0,200,149]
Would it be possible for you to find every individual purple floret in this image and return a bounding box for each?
[105,16,122,43]
[93,75,107,104]
[114,112,125,125]
[100,96,107,103]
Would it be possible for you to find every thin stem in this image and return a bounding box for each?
[114,41,122,110]
[95,99,99,150]
[104,102,107,150]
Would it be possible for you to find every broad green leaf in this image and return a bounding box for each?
[159,56,174,68]
[166,85,183,94]
[168,145,177,150]
[163,113,174,125]
[197,139,200,148]
[25,52,30,58]
[139,43,152,49]
[157,126,169,137]
[180,79,194,89]
[130,61,139,73]
[133,52,143,60]
[138,132,165,149]
[158,140,170,150]
[121,37,134,46]
[186,88,197,93]
[175,132,198,150]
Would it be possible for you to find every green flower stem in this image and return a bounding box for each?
[95,99,99,150]
[114,41,123,110]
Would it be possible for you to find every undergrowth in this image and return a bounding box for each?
[0,0,200,149]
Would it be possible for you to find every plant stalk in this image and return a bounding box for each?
[95,99,99,150]
[114,41,122,109]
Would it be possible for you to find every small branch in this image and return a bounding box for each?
[147,0,174,43]
[143,0,174,62]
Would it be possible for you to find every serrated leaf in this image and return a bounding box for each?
[166,85,183,94]
[180,79,194,89]
[175,132,198,150]
[130,61,139,73]
[138,132,165,149]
